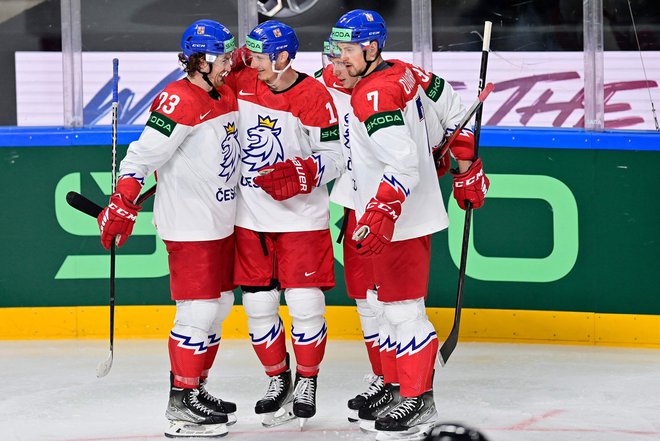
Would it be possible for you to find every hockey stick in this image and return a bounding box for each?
[65,184,157,218]
[435,82,494,160]
[96,58,121,378]
[438,21,492,367]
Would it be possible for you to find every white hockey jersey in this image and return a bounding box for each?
[119,79,240,241]
[348,61,459,241]
[225,68,344,232]
[315,65,355,210]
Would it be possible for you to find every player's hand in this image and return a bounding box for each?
[353,198,401,256]
[451,158,489,210]
[254,156,318,201]
[97,177,143,249]
[445,127,475,161]
[432,146,451,178]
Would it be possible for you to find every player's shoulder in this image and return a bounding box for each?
[291,74,335,106]
[351,63,408,121]
[389,59,447,102]
[288,74,338,128]
[148,79,200,125]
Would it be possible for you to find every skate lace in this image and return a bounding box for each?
[359,375,384,399]
[198,383,221,405]
[188,390,213,415]
[263,375,285,401]
[387,397,420,420]
[293,377,315,406]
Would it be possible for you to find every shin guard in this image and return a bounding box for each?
[384,298,437,397]
[169,299,222,388]
[285,288,327,376]
[356,297,383,376]
[201,291,235,380]
[243,289,287,376]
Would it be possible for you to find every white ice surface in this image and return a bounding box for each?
[1,340,660,441]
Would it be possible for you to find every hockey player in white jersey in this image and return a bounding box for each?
[320,36,482,430]
[223,21,344,428]
[96,20,240,438]
[316,40,388,424]
[330,9,490,440]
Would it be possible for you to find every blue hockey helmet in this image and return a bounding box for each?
[331,9,387,50]
[245,20,299,61]
[181,19,235,62]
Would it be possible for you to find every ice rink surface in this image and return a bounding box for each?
[2,339,660,441]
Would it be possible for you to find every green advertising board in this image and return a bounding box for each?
[0,128,659,317]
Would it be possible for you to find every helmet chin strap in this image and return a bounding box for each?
[266,58,293,89]
[357,48,382,77]
[199,62,221,99]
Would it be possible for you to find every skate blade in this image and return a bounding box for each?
[347,409,358,423]
[359,419,377,433]
[261,402,297,428]
[298,417,307,430]
[165,420,228,438]
[374,422,436,441]
[226,413,237,426]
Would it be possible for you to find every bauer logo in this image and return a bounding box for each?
[331,27,352,42]
[364,110,404,136]
[146,111,176,137]
[245,36,263,53]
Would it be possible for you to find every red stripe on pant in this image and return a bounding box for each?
[169,336,206,388]
[252,331,288,376]
[396,337,438,397]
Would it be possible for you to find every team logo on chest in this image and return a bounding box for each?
[219,122,240,182]
[242,115,284,172]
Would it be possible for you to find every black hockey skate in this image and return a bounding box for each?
[374,390,437,440]
[357,383,402,433]
[165,387,228,438]
[293,373,317,429]
[347,375,385,423]
[198,379,237,426]
[255,367,295,427]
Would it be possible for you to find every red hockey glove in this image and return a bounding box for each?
[446,127,475,161]
[97,176,143,249]
[354,198,401,256]
[354,179,407,256]
[254,156,319,201]
[451,158,490,210]
[432,146,451,178]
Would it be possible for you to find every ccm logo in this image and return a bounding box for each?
[109,202,137,221]
[454,169,484,188]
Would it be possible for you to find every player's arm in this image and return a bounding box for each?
[411,66,489,210]
[352,87,420,256]
[409,65,474,173]
[98,89,194,249]
[254,87,344,201]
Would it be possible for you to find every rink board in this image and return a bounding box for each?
[2,304,660,347]
[0,126,659,344]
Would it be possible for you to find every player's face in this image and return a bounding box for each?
[331,59,358,89]
[249,51,275,82]
[208,53,233,86]
[337,42,366,77]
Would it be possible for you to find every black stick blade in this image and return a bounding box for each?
[66,191,103,218]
